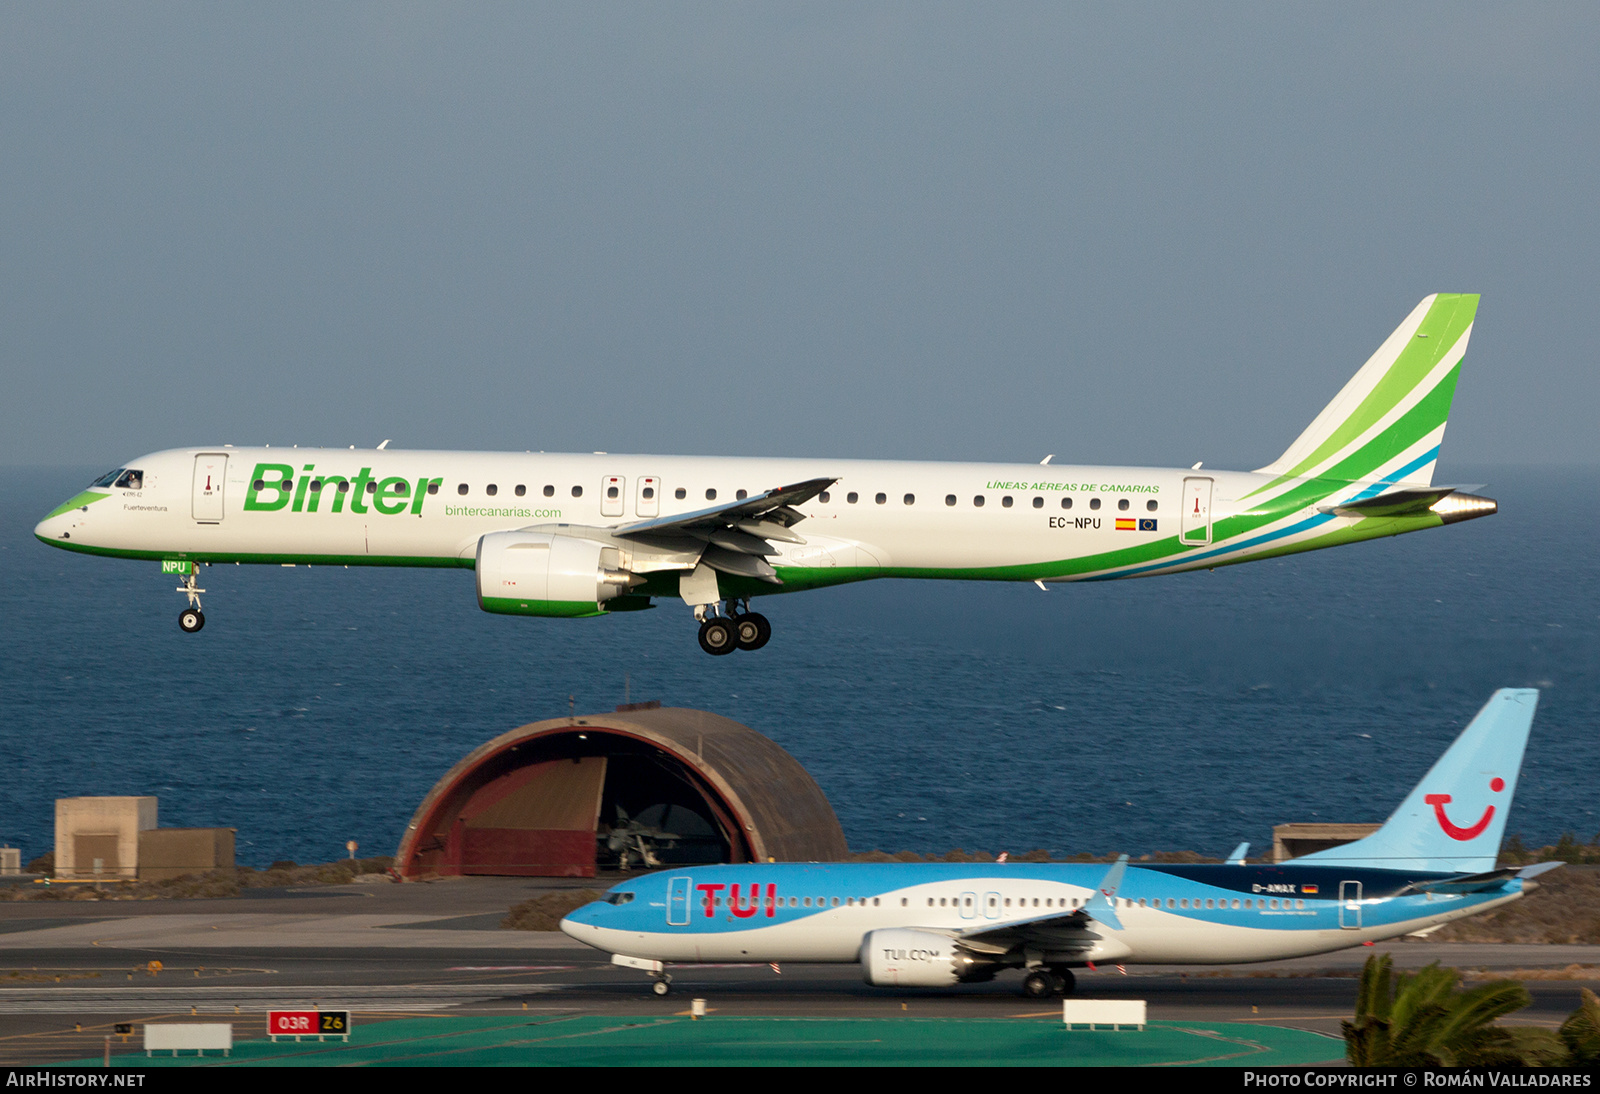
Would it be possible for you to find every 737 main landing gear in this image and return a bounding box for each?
[696,601,771,656]
[1021,967,1076,998]
[176,569,206,634]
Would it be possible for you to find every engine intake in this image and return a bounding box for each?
[859,929,1000,987]
[476,530,639,618]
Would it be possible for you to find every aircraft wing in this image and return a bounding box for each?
[612,477,835,584]
[950,855,1130,956]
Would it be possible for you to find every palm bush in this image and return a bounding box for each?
[1343,955,1532,1066]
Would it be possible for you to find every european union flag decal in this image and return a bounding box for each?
[1139,518,1158,532]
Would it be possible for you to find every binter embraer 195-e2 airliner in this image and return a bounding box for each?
[36,294,1496,654]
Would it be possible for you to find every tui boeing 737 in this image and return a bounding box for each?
[561,690,1551,997]
[36,294,1497,654]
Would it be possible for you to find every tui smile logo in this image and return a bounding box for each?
[1424,777,1505,841]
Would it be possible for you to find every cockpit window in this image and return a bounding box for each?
[114,470,144,489]
[90,469,124,488]
[604,892,635,905]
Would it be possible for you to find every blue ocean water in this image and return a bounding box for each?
[1,465,1595,867]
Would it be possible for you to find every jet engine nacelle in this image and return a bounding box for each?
[859,929,999,987]
[476,530,639,617]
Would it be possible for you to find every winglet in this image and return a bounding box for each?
[1082,854,1129,931]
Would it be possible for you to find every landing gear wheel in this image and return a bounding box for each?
[697,618,737,656]
[1022,970,1055,999]
[179,608,205,634]
[651,977,671,997]
[732,612,771,651]
[1053,968,1076,995]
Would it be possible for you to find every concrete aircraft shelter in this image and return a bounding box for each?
[396,705,848,878]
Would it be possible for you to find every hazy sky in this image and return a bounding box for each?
[4,4,1596,470]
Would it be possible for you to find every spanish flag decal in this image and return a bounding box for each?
[1115,518,1137,531]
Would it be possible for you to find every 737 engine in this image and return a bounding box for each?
[475,530,642,617]
[859,929,1002,987]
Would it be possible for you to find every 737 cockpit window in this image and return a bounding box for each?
[90,469,125,488]
[603,892,634,905]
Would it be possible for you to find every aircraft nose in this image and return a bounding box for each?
[34,512,68,542]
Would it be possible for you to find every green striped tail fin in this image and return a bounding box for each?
[1253,294,1478,490]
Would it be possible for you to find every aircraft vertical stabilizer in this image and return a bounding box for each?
[1290,689,1537,874]
[1253,294,1478,490]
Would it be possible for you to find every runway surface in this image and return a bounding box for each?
[1,877,1594,1066]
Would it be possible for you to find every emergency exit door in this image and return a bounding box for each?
[1180,476,1213,546]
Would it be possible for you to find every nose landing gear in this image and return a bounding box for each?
[175,568,206,634]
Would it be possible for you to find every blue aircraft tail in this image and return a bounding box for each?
[1290,689,1538,873]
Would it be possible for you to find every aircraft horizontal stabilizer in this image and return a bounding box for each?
[1317,484,1483,519]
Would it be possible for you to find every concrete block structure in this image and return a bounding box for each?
[1271,822,1382,863]
[136,827,236,881]
[55,797,157,879]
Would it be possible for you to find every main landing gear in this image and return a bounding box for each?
[176,569,207,634]
[695,600,772,656]
[651,974,672,997]
[1021,967,1076,998]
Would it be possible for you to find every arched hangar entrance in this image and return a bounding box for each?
[395,705,848,878]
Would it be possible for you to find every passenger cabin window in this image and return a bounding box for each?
[1089,497,1101,510]
[904,493,915,505]
[427,482,439,495]
[1061,497,1072,509]
[458,484,469,495]
[486,484,498,496]
[642,486,655,500]
[606,485,618,499]
[515,485,526,497]
[675,487,687,499]
[1148,499,1158,511]
[1001,496,1013,508]
[706,489,717,500]
[736,489,747,500]
[819,491,830,503]
[572,485,583,497]
[337,482,349,493]
[1118,498,1129,511]
[1032,497,1043,508]
[945,495,956,506]
[544,485,555,497]
[847,492,859,504]
[974,496,985,507]
[875,493,886,504]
